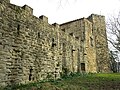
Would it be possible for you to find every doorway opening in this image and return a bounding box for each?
[81,63,85,71]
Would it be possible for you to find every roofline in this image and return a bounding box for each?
[60,18,85,26]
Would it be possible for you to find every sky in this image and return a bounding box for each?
[10,0,120,24]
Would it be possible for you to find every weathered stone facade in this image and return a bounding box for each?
[0,0,110,86]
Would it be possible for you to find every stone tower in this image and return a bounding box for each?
[60,18,98,73]
[88,14,110,72]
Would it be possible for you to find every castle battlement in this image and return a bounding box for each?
[0,0,110,87]
[39,15,48,23]
[22,5,33,15]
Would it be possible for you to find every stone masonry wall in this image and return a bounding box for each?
[0,0,110,87]
[88,14,110,72]
[0,0,80,86]
[60,18,97,73]
[83,18,97,73]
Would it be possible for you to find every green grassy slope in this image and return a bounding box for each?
[3,73,120,90]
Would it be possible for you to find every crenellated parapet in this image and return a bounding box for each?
[22,5,33,16]
[52,23,60,29]
[39,15,48,23]
[0,1,51,26]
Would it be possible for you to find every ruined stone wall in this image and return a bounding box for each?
[60,20,83,73]
[60,18,97,73]
[83,19,97,73]
[60,14,110,73]
[0,0,110,87]
[52,23,80,74]
[0,0,80,86]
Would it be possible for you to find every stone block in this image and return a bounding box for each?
[22,5,33,15]
[39,15,48,23]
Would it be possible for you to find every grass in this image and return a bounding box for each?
[3,73,120,90]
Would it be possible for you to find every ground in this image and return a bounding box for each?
[3,73,120,90]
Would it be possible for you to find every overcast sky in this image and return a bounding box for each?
[10,0,120,24]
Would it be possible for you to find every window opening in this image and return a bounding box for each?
[90,37,93,47]
[38,32,40,38]
[29,67,33,81]
[52,38,56,47]
[17,24,20,35]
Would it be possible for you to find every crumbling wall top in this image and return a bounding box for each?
[39,15,48,23]
[52,23,59,28]
[87,14,105,22]
[22,5,33,15]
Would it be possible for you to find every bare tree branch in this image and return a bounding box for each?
[107,12,120,52]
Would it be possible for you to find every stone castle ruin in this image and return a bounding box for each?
[0,0,110,86]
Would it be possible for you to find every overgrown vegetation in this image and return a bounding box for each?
[2,73,120,90]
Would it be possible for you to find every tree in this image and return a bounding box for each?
[107,12,120,72]
[109,51,119,72]
[107,12,120,51]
